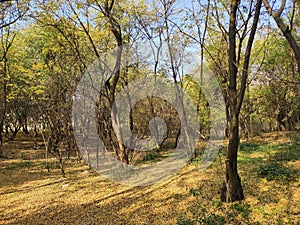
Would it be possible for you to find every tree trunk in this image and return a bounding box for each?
[0,52,7,158]
[104,1,130,164]
[220,0,245,202]
[220,0,261,202]
[0,125,3,158]
[0,28,16,158]
[58,149,65,177]
[221,113,244,202]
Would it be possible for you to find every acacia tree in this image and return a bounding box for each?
[7,13,87,174]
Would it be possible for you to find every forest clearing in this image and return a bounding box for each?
[0,131,299,224]
[1,0,300,224]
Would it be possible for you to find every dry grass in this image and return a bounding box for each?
[0,132,299,224]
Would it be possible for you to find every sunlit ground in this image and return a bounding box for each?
[0,132,299,224]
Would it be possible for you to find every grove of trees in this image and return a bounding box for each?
[0,0,299,203]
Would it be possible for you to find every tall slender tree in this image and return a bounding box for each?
[220,0,262,202]
[0,25,16,157]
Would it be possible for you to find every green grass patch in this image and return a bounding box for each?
[238,141,300,163]
[239,143,260,153]
[5,160,34,170]
[257,162,298,181]
[238,140,300,182]
[238,155,264,164]
[232,203,252,218]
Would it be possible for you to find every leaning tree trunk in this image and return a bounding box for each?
[104,0,130,164]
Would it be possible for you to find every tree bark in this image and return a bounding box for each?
[262,0,300,75]
[0,124,3,158]
[0,41,8,158]
[101,0,130,164]
[221,0,262,202]
[221,113,244,202]
[220,0,244,203]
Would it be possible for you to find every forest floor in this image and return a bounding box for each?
[0,132,299,225]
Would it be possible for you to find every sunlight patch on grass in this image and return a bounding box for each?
[0,131,299,224]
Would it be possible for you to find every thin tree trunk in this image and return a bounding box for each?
[41,130,50,172]
[0,126,3,158]
[102,0,129,164]
[221,0,262,202]
[0,29,15,158]
[0,51,7,159]
[58,149,65,177]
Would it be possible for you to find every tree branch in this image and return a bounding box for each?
[262,0,286,18]
[237,0,262,113]
[263,0,300,74]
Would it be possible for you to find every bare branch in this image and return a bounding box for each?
[263,0,300,74]
[262,0,286,18]
[237,0,262,113]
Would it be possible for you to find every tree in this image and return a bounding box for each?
[0,0,29,157]
[263,0,300,74]
[250,31,300,132]
[220,0,262,202]
[0,0,29,29]
[0,24,16,157]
